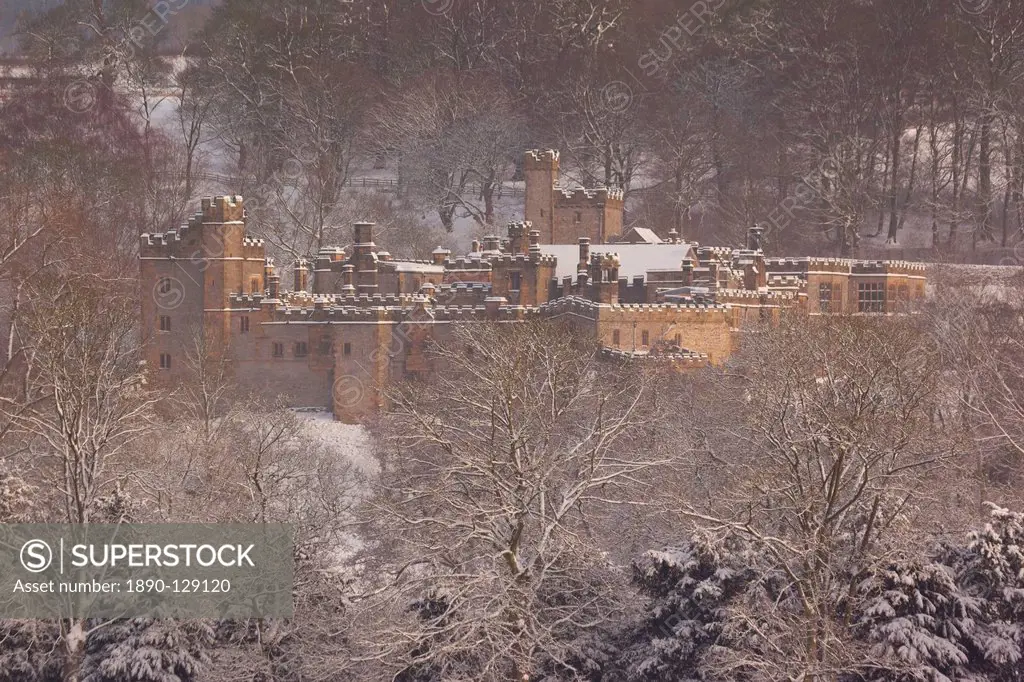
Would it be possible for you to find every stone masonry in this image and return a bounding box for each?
[141,162,927,422]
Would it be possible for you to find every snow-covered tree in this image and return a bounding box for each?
[615,534,760,681]
[360,321,665,681]
[676,314,951,679]
[80,619,213,682]
[843,504,1024,682]
[943,504,1024,681]
[0,620,63,682]
[857,561,977,682]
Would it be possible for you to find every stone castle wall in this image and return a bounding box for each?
[140,192,929,423]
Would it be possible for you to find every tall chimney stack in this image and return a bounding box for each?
[293,259,310,292]
[578,237,591,273]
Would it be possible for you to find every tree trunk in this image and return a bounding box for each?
[61,619,86,682]
[978,107,993,243]
[895,125,922,237]
[483,168,496,226]
[1002,136,1012,247]
[885,115,902,242]
[929,115,940,248]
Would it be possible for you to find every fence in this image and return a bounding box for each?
[190,172,527,198]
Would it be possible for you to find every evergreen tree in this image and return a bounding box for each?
[615,534,759,681]
[857,561,977,681]
[80,619,213,682]
[944,504,1024,681]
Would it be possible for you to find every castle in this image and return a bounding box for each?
[140,151,928,422]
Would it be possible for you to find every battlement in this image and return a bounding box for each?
[601,347,708,367]
[274,304,395,323]
[437,282,492,294]
[141,197,259,260]
[448,257,493,271]
[607,301,729,314]
[523,149,560,170]
[616,275,649,297]
[553,185,625,205]
[537,296,602,320]
[430,304,540,322]
[767,274,806,287]
[378,259,445,273]
[730,250,764,271]
[436,282,492,306]
[488,252,558,267]
[201,195,244,223]
[764,257,929,276]
[767,257,836,273]
[229,292,265,307]
[850,260,928,275]
[716,288,797,301]
[282,291,424,309]
[697,246,734,258]
[140,229,185,249]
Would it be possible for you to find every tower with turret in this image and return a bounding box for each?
[522,149,624,244]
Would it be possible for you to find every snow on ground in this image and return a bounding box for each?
[927,263,1024,302]
[295,409,378,475]
[294,410,377,565]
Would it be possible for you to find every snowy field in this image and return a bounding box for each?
[295,409,377,475]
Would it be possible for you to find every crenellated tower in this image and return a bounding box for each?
[522,149,624,244]
[140,196,266,380]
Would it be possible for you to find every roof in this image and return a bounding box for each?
[619,227,663,244]
[539,243,694,281]
[388,261,445,274]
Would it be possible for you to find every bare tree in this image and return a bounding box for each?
[676,314,957,680]
[0,279,155,525]
[0,277,156,682]
[357,320,665,681]
[200,0,370,258]
[372,73,525,232]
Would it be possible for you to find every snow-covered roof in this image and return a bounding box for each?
[620,227,663,244]
[539,243,695,281]
[389,261,445,274]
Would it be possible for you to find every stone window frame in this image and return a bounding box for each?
[857,282,885,313]
[818,282,834,314]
